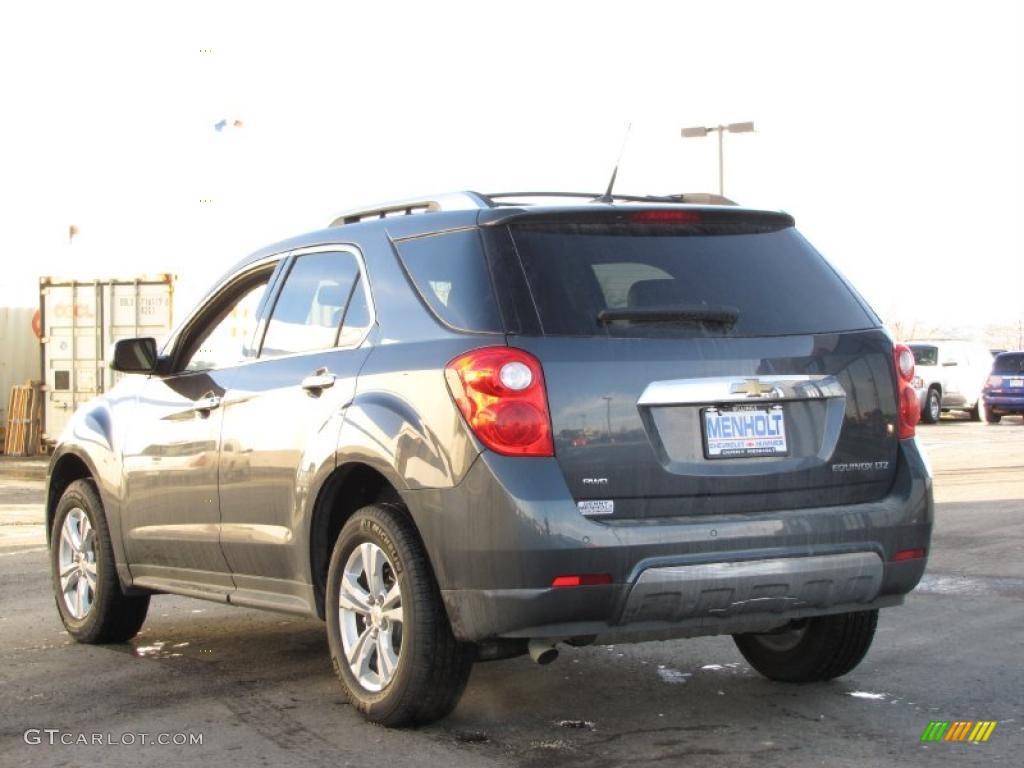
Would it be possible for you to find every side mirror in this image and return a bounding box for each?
[111,337,159,374]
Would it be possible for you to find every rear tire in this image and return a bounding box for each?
[921,388,941,424]
[325,503,472,726]
[970,399,986,422]
[733,610,878,683]
[985,410,1001,424]
[50,480,150,644]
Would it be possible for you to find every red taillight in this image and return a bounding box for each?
[445,346,554,457]
[551,574,613,588]
[629,210,702,223]
[895,345,915,379]
[893,343,919,439]
[892,547,926,562]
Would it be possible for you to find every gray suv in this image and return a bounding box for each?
[46,191,932,726]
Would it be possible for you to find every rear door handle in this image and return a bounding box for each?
[193,394,222,414]
[301,368,336,392]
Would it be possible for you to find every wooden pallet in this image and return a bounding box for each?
[3,382,42,456]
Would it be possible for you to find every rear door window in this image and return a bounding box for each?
[336,275,373,348]
[507,223,874,338]
[260,250,361,357]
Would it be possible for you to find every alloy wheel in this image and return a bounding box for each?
[58,507,97,620]
[338,542,404,692]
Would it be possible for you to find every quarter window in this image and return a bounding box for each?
[395,229,502,332]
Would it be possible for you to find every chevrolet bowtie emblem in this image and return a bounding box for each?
[730,379,780,398]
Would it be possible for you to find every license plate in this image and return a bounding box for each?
[702,405,788,459]
[1011,378,1024,389]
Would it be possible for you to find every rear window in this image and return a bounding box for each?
[395,229,502,333]
[507,224,874,338]
[994,353,1024,374]
[910,345,939,366]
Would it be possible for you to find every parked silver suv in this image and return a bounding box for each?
[907,340,993,423]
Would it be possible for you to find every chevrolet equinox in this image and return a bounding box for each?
[46,190,932,726]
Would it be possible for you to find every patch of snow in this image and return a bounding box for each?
[657,667,691,684]
[134,641,167,657]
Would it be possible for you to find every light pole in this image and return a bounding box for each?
[681,121,755,196]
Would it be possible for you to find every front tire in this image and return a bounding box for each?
[921,388,941,424]
[733,610,878,683]
[50,480,149,643]
[325,503,472,726]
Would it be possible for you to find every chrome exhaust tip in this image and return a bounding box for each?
[528,639,559,665]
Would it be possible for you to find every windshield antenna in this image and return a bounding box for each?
[593,123,632,203]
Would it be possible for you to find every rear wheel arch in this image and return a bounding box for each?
[310,462,415,619]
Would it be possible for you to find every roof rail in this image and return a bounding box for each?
[327,190,736,226]
[328,191,493,226]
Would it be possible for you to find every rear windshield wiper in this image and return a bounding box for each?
[596,305,740,326]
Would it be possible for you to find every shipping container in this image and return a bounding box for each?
[0,307,41,431]
[40,275,175,441]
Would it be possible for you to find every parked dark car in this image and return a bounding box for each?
[46,191,932,726]
[982,352,1024,423]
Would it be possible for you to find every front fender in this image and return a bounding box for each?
[46,395,133,587]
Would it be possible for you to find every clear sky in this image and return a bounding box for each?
[1,0,1021,329]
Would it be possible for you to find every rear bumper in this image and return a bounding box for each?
[405,439,932,642]
[443,551,913,644]
[620,551,882,623]
[442,583,907,645]
[984,393,1024,413]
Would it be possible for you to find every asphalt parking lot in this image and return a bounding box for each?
[1,416,1021,767]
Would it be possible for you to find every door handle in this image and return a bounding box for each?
[192,394,222,414]
[301,368,336,392]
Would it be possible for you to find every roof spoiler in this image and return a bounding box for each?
[328,190,737,226]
